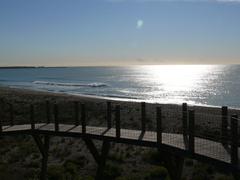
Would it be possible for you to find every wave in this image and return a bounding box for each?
[33,81,108,88]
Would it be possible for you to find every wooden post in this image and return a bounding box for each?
[158,150,184,180]
[156,107,162,145]
[115,105,120,138]
[231,114,238,166]
[0,111,2,133]
[0,101,3,132]
[33,135,50,180]
[30,104,35,130]
[10,104,14,126]
[81,104,86,134]
[83,138,110,180]
[182,103,188,137]
[74,101,79,126]
[41,136,50,180]
[221,106,228,145]
[107,101,112,128]
[188,110,195,155]
[54,104,59,131]
[141,102,146,132]
[46,101,50,124]
[96,140,111,179]
[83,138,101,164]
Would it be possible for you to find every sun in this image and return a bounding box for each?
[137,19,144,29]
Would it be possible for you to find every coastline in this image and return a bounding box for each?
[1,85,239,132]
[1,84,239,110]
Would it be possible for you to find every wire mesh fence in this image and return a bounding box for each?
[0,99,239,164]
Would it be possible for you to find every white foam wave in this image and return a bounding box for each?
[33,81,108,88]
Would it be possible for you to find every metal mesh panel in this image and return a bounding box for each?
[1,99,240,166]
[33,101,51,124]
[114,101,142,131]
[232,116,240,146]
[161,107,183,133]
[194,112,222,142]
[194,138,231,163]
[56,101,75,124]
[8,102,30,125]
[84,101,107,127]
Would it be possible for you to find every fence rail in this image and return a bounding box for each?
[0,101,239,171]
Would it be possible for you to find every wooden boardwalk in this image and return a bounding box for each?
[1,123,238,167]
[0,101,239,179]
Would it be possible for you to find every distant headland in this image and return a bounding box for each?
[0,66,45,69]
[0,66,70,69]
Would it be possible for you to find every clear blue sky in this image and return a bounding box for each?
[0,0,240,66]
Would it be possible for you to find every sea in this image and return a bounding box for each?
[0,65,239,108]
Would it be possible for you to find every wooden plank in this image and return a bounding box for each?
[38,123,55,131]
[231,114,238,166]
[189,110,195,155]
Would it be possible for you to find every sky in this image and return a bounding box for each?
[0,0,240,66]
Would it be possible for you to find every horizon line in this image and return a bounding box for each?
[0,63,239,69]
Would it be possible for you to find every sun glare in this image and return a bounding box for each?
[142,65,214,92]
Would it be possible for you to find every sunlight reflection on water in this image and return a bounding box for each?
[0,65,239,107]
[135,65,223,104]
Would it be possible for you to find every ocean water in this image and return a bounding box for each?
[0,65,240,108]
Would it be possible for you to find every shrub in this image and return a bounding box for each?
[69,155,86,167]
[18,142,38,155]
[185,159,194,166]
[103,162,122,179]
[125,151,131,158]
[47,165,65,180]
[214,175,234,180]
[192,163,214,180]
[78,176,94,180]
[25,161,40,169]
[64,160,78,175]
[23,168,39,179]
[116,174,143,180]
[32,153,40,160]
[144,166,169,180]
[0,163,11,179]
[142,150,162,165]
[108,153,124,162]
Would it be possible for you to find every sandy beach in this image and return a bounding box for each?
[0,85,239,131]
[0,86,239,179]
